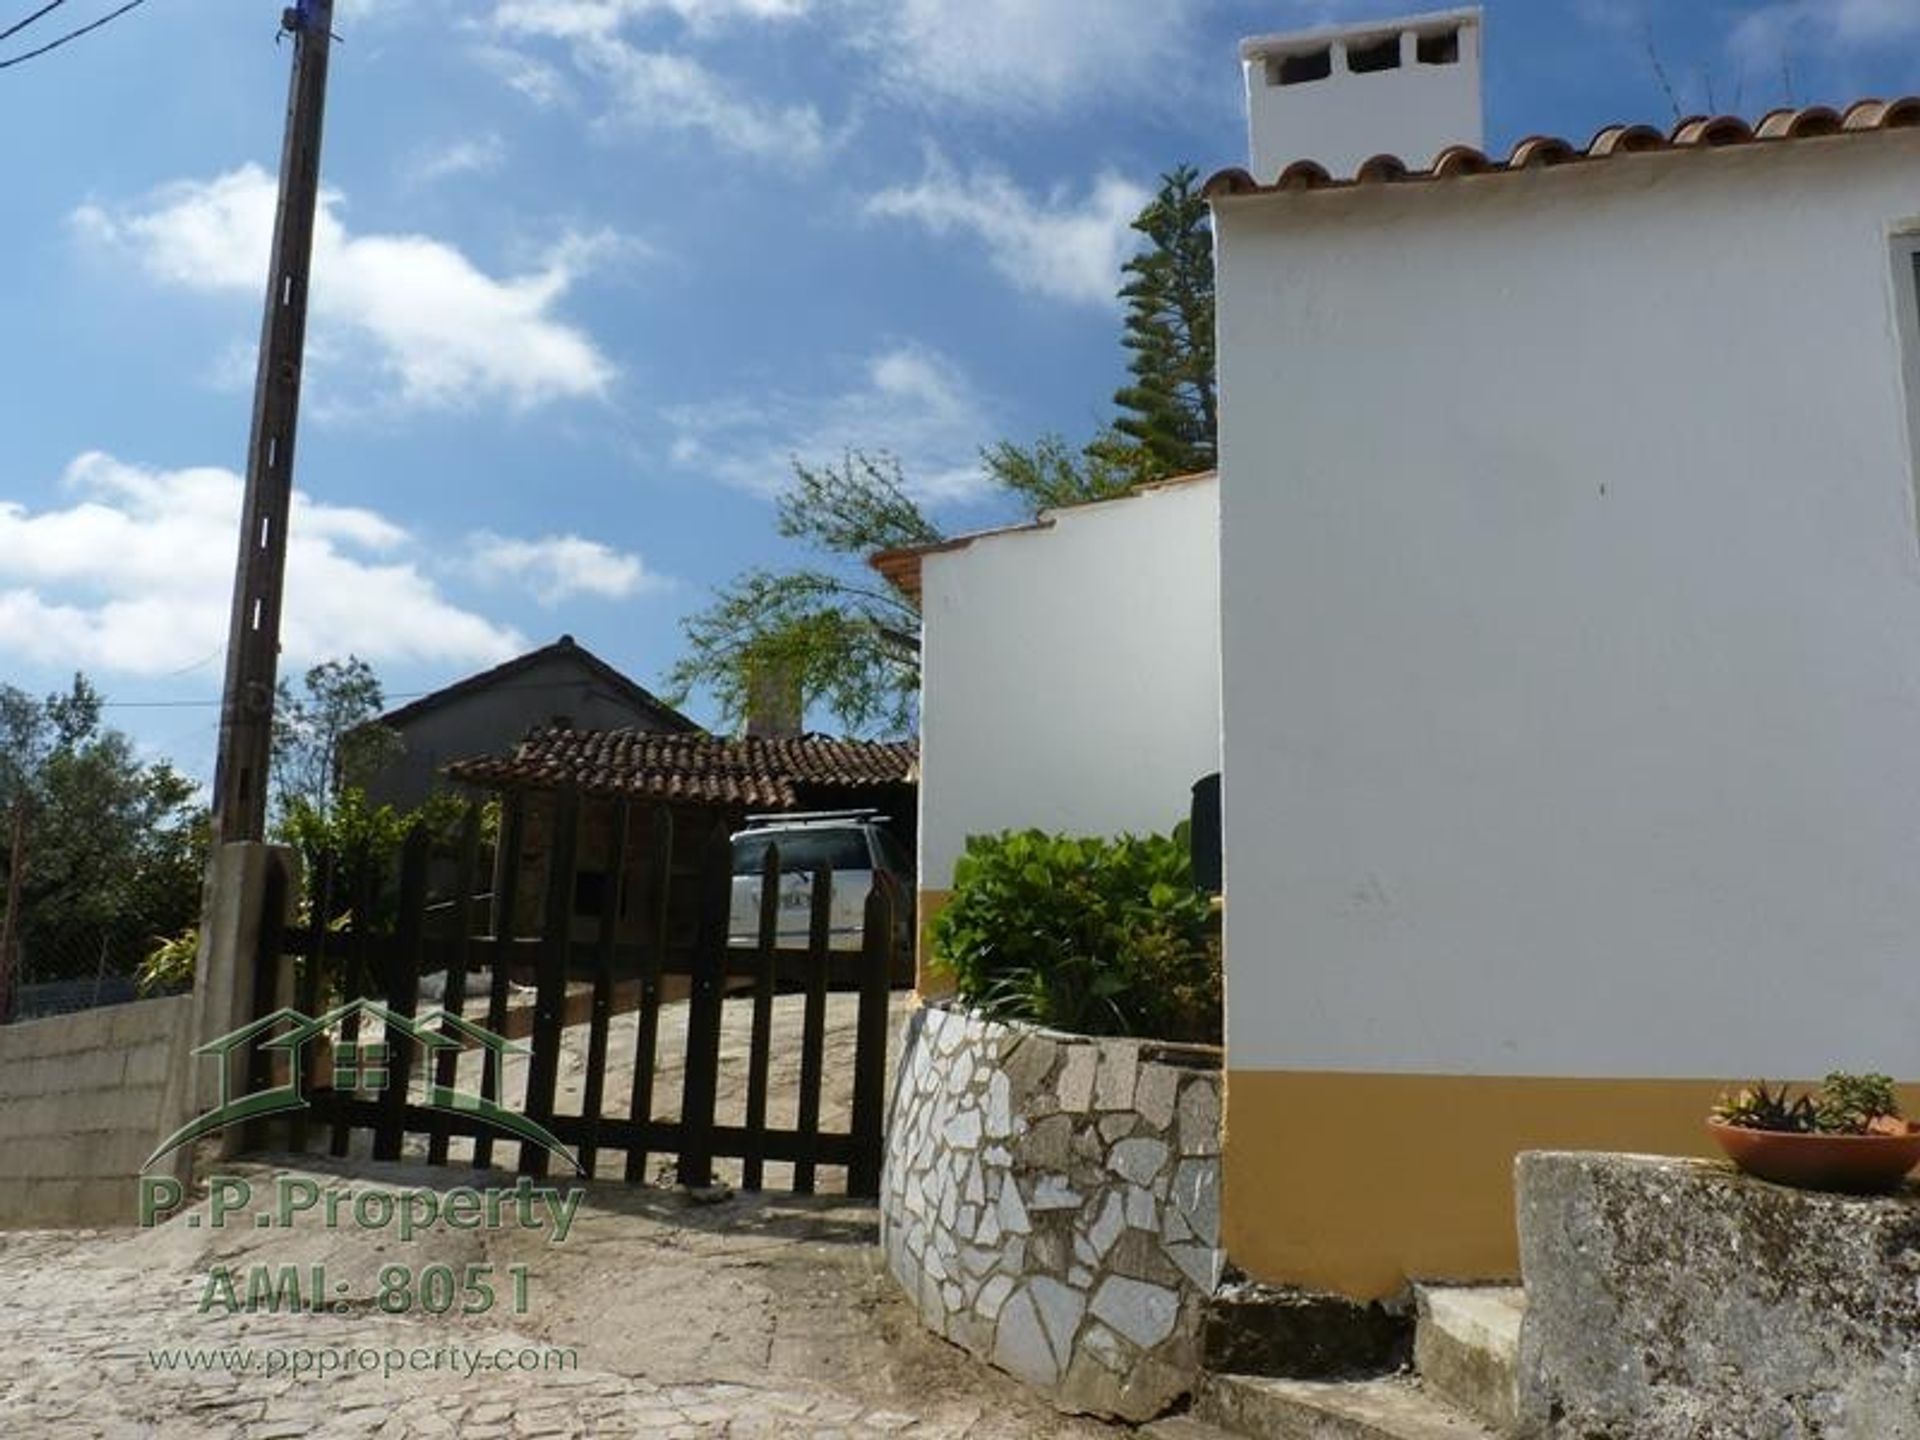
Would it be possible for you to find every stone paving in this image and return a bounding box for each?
[0,1163,1119,1439]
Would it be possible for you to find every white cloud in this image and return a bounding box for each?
[0,453,525,677]
[580,37,829,160]
[850,0,1206,115]
[1732,0,1920,70]
[866,150,1147,308]
[404,133,508,185]
[476,0,1356,150]
[73,166,617,412]
[493,0,807,41]
[470,41,576,107]
[467,532,670,606]
[666,342,995,503]
[486,0,830,162]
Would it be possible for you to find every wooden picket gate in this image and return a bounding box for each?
[251,790,900,1196]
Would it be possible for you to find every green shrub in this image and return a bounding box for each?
[136,927,199,996]
[931,825,1220,1045]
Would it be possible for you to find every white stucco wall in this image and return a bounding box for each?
[918,477,1221,892]
[1217,132,1920,1081]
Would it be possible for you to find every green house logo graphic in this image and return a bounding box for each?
[146,1000,582,1174]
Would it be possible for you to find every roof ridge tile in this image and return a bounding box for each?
[1203,97,1920,201]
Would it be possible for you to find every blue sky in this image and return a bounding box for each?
[2,0,1918,775]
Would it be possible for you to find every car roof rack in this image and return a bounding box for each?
[739,809,889,827]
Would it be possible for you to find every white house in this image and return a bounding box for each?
[1210,17,1920,1296]
[872,473,1221,988]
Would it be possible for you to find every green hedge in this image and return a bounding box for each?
[930,825,1220,1045]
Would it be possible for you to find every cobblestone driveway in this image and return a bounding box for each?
[0,1160,1120,1439]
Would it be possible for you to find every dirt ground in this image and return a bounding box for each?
[390,988,911,1195]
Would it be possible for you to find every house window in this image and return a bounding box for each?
[1417,28,1460,65]
[1269,46,1332,86]
[1347,34,1402,73]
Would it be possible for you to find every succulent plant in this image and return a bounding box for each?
[1711,1074,1906,1135]
[1815,1072,1902,1136]
[1713,1081,1818,1133]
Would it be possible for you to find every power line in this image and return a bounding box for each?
[0,0,70,46]
[100,676,654,711]
[0,0,146,70]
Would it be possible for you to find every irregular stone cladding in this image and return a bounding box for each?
[880,1003,1222,1422]
[1516,1151,1920,1439]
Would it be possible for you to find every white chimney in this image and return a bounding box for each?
[1240,7,1484,182]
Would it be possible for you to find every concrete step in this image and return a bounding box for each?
[1412,1286,1524,1435]
[1140,1416,1245,1440]
[1195,1375,1498,1440]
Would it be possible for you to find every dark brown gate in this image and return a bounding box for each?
[258,791,900,1197]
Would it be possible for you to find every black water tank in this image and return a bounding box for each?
[1190,772,1222,894]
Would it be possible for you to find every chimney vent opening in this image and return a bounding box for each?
[1269,45,1333,86]
[1239,7,1485,181]
[1346,34,1402,74]
[1417,27,1460,65]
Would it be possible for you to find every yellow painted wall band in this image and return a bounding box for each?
[1222,1070,1920,1300]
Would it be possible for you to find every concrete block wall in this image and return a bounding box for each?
[0,995,191,1227]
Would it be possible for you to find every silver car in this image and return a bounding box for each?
[728,812,915,954]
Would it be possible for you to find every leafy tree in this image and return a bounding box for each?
[666,452,936,736]
[269,657,478,925]
[279,785,415,929]
[979,433,1141,513]
[0,675,205,986]
[271,656,402,823]
[672,165,1217,732]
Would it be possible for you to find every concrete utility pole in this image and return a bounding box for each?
[210,0,336,844]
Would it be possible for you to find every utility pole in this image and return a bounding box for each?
[210,0,335,845]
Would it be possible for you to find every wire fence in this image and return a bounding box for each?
[0,800,202,1024]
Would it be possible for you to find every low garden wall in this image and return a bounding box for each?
[881,1003,1222,1422]
[1517,1151,1920,1439]
[0,995,191,1227]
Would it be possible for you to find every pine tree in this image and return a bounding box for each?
[986,165,1217,506]
[1101,165,1216,481]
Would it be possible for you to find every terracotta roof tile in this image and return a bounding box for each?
[443,726,917,809]
[1203,99,1920,201]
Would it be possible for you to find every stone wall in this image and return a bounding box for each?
[0,995,191,1227]
[1516,1151,1920,1439]
[881,1004,1222,1422]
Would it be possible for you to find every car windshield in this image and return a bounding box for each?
[733,828,870,877]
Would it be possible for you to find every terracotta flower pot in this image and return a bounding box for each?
[1707,1118,1920,1194]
